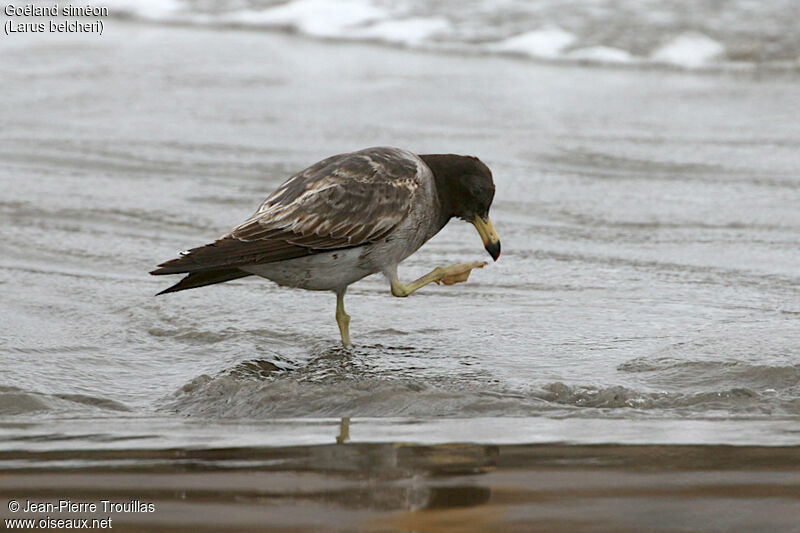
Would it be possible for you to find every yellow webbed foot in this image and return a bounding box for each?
[437,261,486,286]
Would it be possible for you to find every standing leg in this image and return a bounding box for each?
[335,289,351,348]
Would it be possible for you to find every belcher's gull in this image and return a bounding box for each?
[151,146,500,347]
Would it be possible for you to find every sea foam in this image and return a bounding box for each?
[490,27,577,59]
[651,32,725,68]
[220,0,387,38]
[100,0,785,72]
[353,17,450,46]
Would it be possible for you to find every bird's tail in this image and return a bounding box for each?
[153,268,252,295]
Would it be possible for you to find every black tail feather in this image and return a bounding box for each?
[155,268,253,295]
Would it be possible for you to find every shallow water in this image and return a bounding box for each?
[1,15,799,451]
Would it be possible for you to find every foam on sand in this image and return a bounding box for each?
[651,32,725,68]
[490,27,577,59]
[220,0,387,38]
[353,17,451,46]
[97,0,795,72]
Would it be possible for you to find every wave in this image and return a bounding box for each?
[103,0,800,71]
[161,355,800,418]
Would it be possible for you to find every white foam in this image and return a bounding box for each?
[100,1,750,72]
[490,27,577,59]
[221,0,388,39]
[566,46,634,64]
[353,17,450,46]
[650,32,724,68]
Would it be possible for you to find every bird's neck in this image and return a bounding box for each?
[420,154,457,221]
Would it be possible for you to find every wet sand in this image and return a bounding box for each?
[2,444,799,532]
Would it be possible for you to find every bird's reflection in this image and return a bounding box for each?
[324,418,496,512]
[336,416,350,444]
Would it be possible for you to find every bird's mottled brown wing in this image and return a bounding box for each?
[151,147,421,275]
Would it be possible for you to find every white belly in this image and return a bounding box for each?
[242,247,376,291]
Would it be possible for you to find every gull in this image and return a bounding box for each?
[151,147,500,347]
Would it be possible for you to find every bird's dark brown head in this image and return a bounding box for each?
[421,154,501,261]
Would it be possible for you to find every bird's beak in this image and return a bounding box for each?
[472,215,501,261]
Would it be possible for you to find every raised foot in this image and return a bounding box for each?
[436,261,486,286]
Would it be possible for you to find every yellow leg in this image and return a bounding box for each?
[390,261,486,297]
[335,290,351,348]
